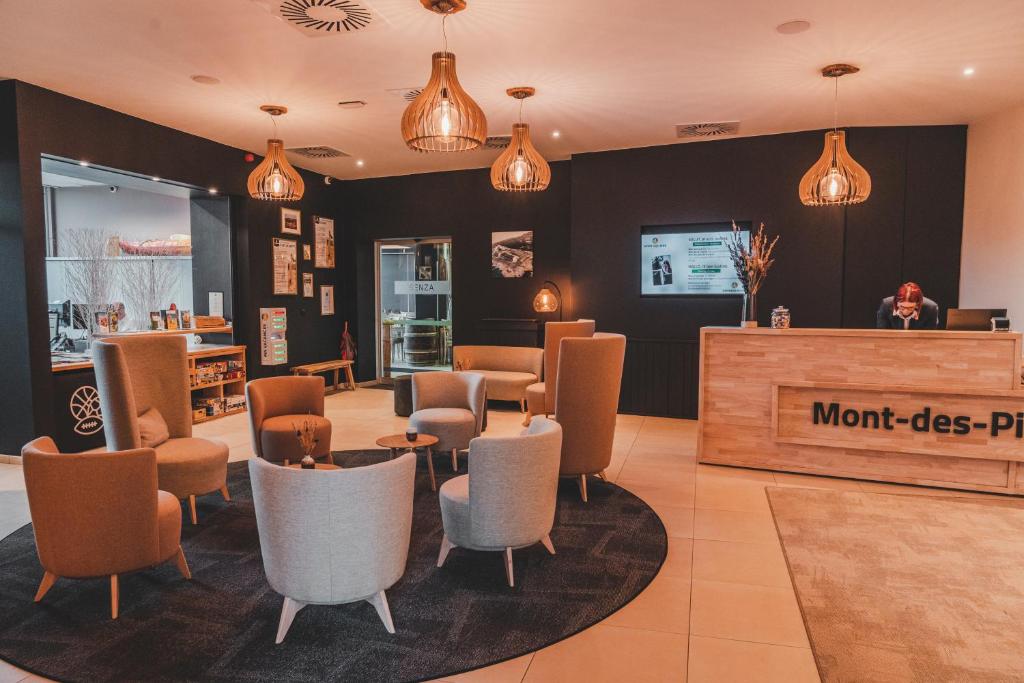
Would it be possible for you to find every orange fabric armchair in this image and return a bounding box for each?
[245,376,333,465]
[21,437,191,619]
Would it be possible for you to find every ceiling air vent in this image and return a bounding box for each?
[287,146,350,159]
[483,135,511,150]
[675,121,740,139]
[387,87,424,102]
[252,0,385,37]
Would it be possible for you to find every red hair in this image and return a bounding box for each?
[895,282,924,306]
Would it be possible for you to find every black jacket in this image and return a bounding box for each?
[876,296,940,330]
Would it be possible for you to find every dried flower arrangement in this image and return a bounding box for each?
[726,221,779,326]
[294,416,320,468]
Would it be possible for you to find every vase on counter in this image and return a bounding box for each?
[741,292,758,328]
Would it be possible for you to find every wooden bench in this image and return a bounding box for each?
[290,359,356,394]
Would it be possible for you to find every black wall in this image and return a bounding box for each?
[0,81,342,453]
[339,162,572,382]
[571,126,967,416]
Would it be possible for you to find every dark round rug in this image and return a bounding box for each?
[0,450,667,682]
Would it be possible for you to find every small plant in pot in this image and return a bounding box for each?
[294,417,320,469]
[726,221,779,328]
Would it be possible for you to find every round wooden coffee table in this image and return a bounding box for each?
[376,433,439,491]
[285,462,341,470]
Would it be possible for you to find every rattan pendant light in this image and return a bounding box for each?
[248,105,305,201]
[401,0,486,152]
[491,87,551,192]
[799,64,871,206]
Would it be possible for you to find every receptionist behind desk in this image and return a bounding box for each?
[876,282,940,330]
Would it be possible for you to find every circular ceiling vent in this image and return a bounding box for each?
[279,0,373,32]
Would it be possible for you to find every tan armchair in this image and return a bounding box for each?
[93,335,229,524]
[555,333,627,501]
[525,320,596,423]
[245,376,333,465]
[21,437,191,619]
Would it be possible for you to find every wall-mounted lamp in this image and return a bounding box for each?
[533,280,562,321]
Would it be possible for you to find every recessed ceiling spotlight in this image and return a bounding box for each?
[191,74,221,85]
[208,187,219,195]
[78,160,89,167]
[552,130,561,138]
[356,159,365,167]
[776,20,811,35]
[963,66,976,76]
[338,100,367,109]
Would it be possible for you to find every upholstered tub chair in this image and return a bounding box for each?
[249,452,416,644]
[452,345,543,411]
[21,437,191,619]
[437,417,563,587]
[93,335,229,524]
[409,371,486,473]
[524,320,596,425]
[245,376,332,465]
[555,333,627,502]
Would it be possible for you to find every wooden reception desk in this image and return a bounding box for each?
[698,327,1024,494]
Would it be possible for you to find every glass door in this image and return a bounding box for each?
[375,238,453,381]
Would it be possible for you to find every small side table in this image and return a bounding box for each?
[285,462,342,470]
[376,433,439,491]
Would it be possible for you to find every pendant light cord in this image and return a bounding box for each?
[441,14,448,54]
[519,97,524,124]
[833,76,839,133]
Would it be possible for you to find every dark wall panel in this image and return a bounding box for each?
[340,162,572,382]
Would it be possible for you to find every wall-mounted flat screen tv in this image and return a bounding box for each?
[640,221,750,296]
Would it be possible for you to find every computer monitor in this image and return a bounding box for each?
[946,308,1008,331]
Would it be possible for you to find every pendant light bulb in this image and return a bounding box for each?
[799,64,871,206]
[491,87,551,192]
[248,105,305,201]
[401,4,486,152]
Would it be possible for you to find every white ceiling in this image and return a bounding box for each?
[1,0,1023,181]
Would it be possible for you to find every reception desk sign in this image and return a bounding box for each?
[773,382,1024,462]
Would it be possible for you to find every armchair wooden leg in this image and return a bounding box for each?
[276,597,306,644]
[541,534,556,555]
[34,571,58,602]
[519,399,526,413]
[522,412,532,427]
[110,575,119,620]
[367,590,396,634]
[504,547,515,587]
[425,447,437,492]
[437,534,455,567]
[188,495,198,524]
[174,546,192,580]
[596,470,607,482]
[577,474,589,503]
[220,485,231,502]
[451,448,458,472]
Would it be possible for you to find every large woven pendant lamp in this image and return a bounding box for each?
[491,87,551,192]
[401,0,486,152]
[248,105,305,201]
[799,64,871,206]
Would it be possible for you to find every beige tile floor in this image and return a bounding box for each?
[0,387,1001,682]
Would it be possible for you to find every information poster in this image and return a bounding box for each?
[315,216,335,269]
[272,238,298,295]
[320,285,335,315]
[640,223,749,295]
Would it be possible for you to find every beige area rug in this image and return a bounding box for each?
[766,486,1024,682]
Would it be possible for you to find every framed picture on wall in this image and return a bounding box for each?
[272,237,298,295]
[303,273,314,298]
[491,230,534,278]
[320,285,335,315]
[281,208,301,235]
[314,216,335,268]
[303,243,311,261]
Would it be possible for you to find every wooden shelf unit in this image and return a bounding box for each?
[189,345,247,424]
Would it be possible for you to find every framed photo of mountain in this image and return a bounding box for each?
[491,230,534,278]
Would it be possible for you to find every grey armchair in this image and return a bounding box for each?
[249,452,416,644]
[437,417,563,587]
[93,335,229,524]
[409,371,486,473]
